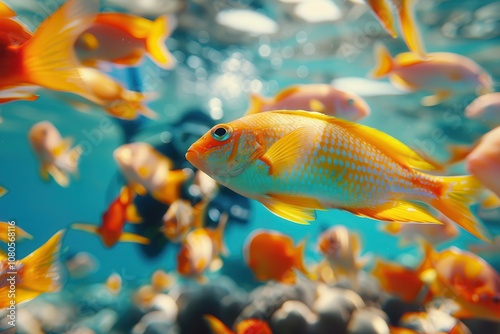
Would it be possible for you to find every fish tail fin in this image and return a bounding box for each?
[46,164,70,187]
[213,212,229,257]
[431,175,491,242]
[398,0,427,57]
[21,0,98,100]
[118,232,150,245]
[108,90,158,120]
[246,93,267,115]
[203,315,234,334]
[146,15,176,69]
[371,43,394,78]
[366,0,398,38]
[20,230,65,293]
[71,223,100,236]
[294,239,315,280]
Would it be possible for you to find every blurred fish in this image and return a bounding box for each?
[75,67,157,120]
[246,84,371,121]
[381,214,458,246]
[192,170,219,200]
[204,314,272,334]
[71,186,149,248]
[0,0,100,104]
[0,186,7,197]
[371,257,433,303]
[0,1,14,18]
[75,13,176,69]
[422,244,500,321]
[65,251,99,279]
[396,310,471,334]
[0,230,65,308]
[28,121,82,187]
[150,269,175,292]
[103,0,186,19]
[316,225,370,286]
[177,213,228,282]
[114,142,192,204]
[186,110,489,241]
[106,273,122,295]
[0,221,32,243]
[243,230,313,284]
[133,285,157,311]
[161,199,207,243]
[465,93,500,128]
[469,236,500,258]
[467,126,500,197]
[371,44,493,106]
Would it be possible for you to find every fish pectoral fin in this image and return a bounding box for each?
[130,183,148,196]
[275,86,300,101]
[119,232,150,244]
[46,165,70,187]
[51,138,73,158]
[261,196,316,224]
[421,90,452,106]
[260,127,317,176]
[125,204,142,224]
[352,201,442,224]
[71,223,99,235]
[78,32,99,51]
[309,98,326,113]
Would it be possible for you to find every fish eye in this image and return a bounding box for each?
[211,125,232,142]
[348,98,354,106]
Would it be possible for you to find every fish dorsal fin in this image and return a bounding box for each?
[275,86,301,101]
[395,52,424,67]
[270,110,438,171]
[260,127,317,176]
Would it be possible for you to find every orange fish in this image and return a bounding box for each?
[247,84,371,121]
[28,121,82,187]
[423,244,500,321]
[177,213,228,281]
[244,230,313,284]
[106,273,122,295]
[0,0,100,104]
[186,110,489,241]
[162,199,208,243]
[72,186,149,248]
[372,258,433,303]
[0,230,65,308]
[366,0,426,57]
[204,315,272,334]
[371,44,492,106]
[74,67,157,120]
[75,13,175,69]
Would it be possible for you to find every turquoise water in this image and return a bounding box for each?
[1,0,500,332]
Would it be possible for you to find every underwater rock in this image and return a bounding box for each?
[346,308,390,334]
[334,271,381,305]
[313,285,365,334]
[218,292,251,327]
[237,278,317,323]
[23,299,72,333]
[270,300,318,334]
[150,294,178,323]
[13,308,43,334]
[380,296,423,325]
[132,311,179,334]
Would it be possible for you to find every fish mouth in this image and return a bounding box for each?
[186,145,206,169]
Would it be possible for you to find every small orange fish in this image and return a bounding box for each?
[0,0,100,104]
[244,230,313,284]
[467,126,500,198]
[366,0,426,57]
[204,315,272,334]
[371,44,492,106]
[71,186,149,248]
[162,199,207,243]
[106,273,122,295]
[316,225,370,286]
[114,142,192,205]
[150,269,175,292]
[75,67,157,120]
[423,244,500,321]
[0,186,7,197]
[0,230,65,308]
[0,221,32,243]
[247,84,371,121]
[75,13,175,69]
[372,258,433,303]
[186,110,489,241]
[28,121,82,187]
[177,213,228,281]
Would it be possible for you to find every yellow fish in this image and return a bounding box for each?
[186,110,488,241]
